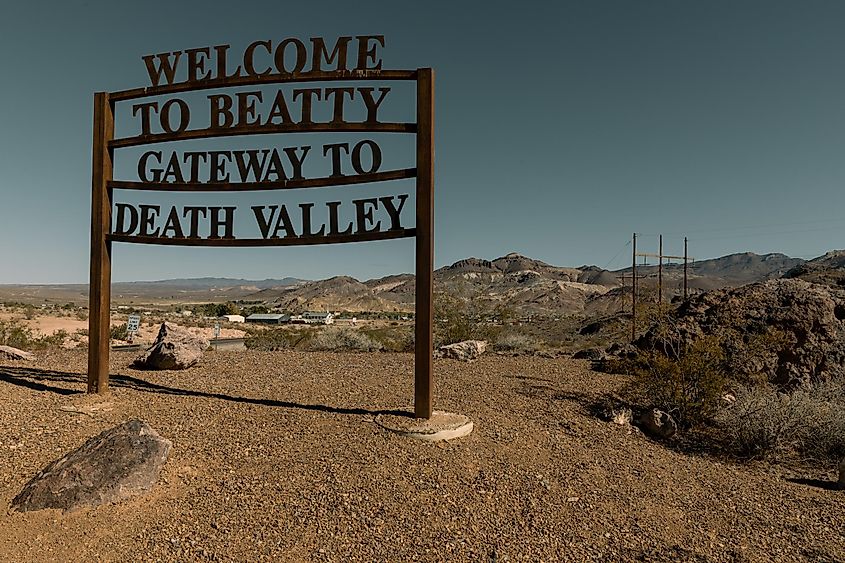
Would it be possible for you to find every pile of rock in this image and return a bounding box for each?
[636,279,845,388]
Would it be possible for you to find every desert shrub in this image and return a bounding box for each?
[36,329,68,349]
[75,309,89,321]
[0,320,36,349]
[627,335,727,428]
[244,329,294,351]
[361,326,414,352]
[434,291,499,347]
[0,321,70,350]
[110,323,129,341]
[717,380,845,460]
[493,331,542,354]
[310,327,383,352]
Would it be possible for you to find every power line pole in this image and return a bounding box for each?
[634,235,693,304]
[658,234,663,305]
[631,233,637,342]
[684,237,689,301]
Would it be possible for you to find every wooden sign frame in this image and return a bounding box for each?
[88,61,435,419]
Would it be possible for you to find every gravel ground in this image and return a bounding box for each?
[0,349,843,562]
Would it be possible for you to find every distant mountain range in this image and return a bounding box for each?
[2,251,840,316]
[245,251,810,316]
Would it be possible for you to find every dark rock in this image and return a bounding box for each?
[606,342,637,359]
[13,419,171,512]
[839,457,845,490]
[134,322,209,370]
[637,409,678,440]
[573,347,606,361]
[636,279,845,388]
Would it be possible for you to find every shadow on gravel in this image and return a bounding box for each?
[786,477,842,491]
[0,366,411,418]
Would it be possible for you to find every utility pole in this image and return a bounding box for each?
[658,234,663,305]
[684,237,689,301]
[631,233,637,342]
[634,235,693,306]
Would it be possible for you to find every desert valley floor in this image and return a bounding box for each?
[0,350,843,562]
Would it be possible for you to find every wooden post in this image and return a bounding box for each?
[414,69,435,419]
[88,92,114,394]
[631,233,637,342]
[684,237,689,301]
[658,234,663,305]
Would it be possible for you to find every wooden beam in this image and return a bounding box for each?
[88,92,114,394]
[414,68,434,419]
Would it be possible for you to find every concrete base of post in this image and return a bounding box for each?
[375,411,473,442]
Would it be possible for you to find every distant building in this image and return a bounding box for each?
[302,311,334,325]
[245,313,290,325]
[220,314,245,323]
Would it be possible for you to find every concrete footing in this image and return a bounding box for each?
[375,411,474,442]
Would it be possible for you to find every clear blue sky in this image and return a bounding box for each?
[2,0,845,283]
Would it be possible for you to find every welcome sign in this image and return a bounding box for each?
[89,36,435,418]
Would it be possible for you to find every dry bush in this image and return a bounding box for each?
[717,380,845,460]
[310,327,383,352]
[493,331,543,354]
[244,329,294,351]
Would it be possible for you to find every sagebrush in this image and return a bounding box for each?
[717,380,845,460]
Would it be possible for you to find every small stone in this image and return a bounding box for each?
[0,345,34,361]
[636,409,678,440]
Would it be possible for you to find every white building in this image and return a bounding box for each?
[302,311,334,325]
[220,314,245,323]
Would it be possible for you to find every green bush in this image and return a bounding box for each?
[628,335,727,429]
[0,320,36,349]
[245,329,294,351]
[310,327,383,352]
[433,291,499,347]
[361,326,414,352]
[110,323,129,341]
[0,321,68,350]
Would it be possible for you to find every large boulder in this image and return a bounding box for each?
[637,279,845,388]
[12,419,171,512]
[438,340,487,361]
[134,322,208,370]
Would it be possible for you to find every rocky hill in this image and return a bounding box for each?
[782,250,845,287]
[250,251,807,316]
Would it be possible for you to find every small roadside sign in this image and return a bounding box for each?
[213,322,221,339]
[126,314,141,344]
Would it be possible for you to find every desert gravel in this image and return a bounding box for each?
[0,349,843,562]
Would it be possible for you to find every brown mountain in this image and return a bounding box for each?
[251,251,808,316]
